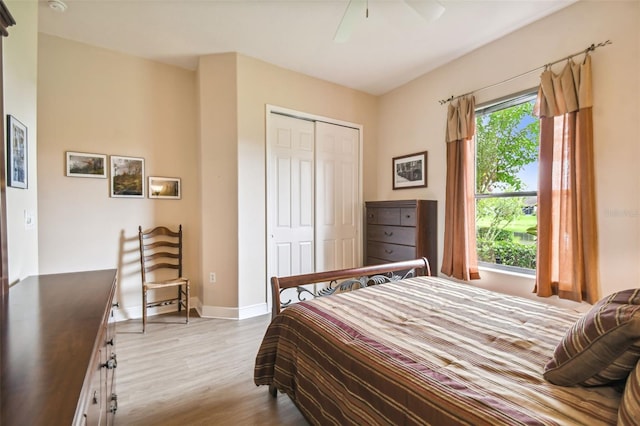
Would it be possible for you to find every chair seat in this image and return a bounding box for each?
[144,277,189,289]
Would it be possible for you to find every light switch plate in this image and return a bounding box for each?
[24,209,36,230]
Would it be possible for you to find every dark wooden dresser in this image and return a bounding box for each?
[365,200,437,272]
[1,269,118,426]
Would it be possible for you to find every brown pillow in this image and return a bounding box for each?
[618,361,640,426]
[543,288,640,386]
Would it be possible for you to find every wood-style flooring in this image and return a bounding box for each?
[115,311,307,425]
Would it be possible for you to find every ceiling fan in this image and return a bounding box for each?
[334,0,445,43]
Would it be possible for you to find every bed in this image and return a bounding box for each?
[254,258,639,425]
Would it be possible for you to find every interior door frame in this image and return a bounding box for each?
[265,104,364,306]
[0,1,15,298]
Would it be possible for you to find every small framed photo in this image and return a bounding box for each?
[66,151,107,178]
[6,115,28,189]
[393,151,428,190]
[148,176,181,199]
[110,155,145,198]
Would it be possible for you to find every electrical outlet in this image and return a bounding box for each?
[209,272,216,283]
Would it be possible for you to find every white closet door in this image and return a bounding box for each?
[315,121,360,272]
[268,114,315,279]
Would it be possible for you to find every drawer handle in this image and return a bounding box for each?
[384,231,393,236]
[385,249,394,254]
[110,393,118,414]
[102,354,117,370]
[406,215,412,218]
[92,391,98,405]
[107,338,114,346]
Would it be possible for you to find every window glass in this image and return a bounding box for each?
[475,92,539,274]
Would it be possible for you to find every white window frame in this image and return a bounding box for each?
[474,90,539,275]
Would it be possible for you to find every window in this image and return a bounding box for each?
[475,91,539,274]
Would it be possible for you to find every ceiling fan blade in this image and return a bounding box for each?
[405,0,445,22]
[334,0,367,44]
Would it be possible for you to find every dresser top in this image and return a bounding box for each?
[1,269,118,426]
[365,199,436,207]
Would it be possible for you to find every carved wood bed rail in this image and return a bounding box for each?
[270,257,431,319]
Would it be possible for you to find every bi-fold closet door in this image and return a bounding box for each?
[267,112,361,285]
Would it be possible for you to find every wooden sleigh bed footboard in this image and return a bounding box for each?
[270,257,431,319]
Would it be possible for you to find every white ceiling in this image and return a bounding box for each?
[37,0,576,95]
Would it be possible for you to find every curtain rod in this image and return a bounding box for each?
[438,40,612,105]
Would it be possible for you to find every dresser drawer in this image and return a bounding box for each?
[367,241,417,262]
[400,208,417,226]
[367,225,415,246]
[367,208,402,225]
[84,348,104,426]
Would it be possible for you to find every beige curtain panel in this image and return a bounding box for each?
[534,54,600,303]
[441,95,480,281]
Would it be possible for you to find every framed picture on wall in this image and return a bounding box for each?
[66,151,108,178]
[392,151,428,190]
[6,115,28,189]
[110,155,145,198]
[148,176,181,199]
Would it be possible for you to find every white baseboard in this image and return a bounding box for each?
[112,297,198,322]
[113,298,269,321]
[197,301,269,320]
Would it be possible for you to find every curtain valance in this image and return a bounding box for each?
[535,54,593,118]
[446,96,475,142]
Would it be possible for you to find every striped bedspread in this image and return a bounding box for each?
[254,276,621,425]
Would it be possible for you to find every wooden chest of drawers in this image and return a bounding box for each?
[365,200,437,273]
[1,269,118,426]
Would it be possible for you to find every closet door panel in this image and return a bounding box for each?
[268,114,315,281]
[315,121,360,273]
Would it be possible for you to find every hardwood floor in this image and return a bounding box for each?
[115,311,307,425]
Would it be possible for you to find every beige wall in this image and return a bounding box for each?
[236,55,378,311]
[36,39,377,320]
[197,53,378,318]
[197,53,239,312]
[376,1,640,303]
[4,0,38,283]
[37,34,200,319]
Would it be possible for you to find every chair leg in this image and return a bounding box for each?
[185,281,190,324]
[142,287,147,333]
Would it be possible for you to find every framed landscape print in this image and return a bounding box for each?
[393,151,428,190]
[6,115,27,189]
[110,155,145,198]
[148,176,181,199]
[66,151,107,178]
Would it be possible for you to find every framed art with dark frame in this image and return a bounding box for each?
[110,155,145,198]
[148,176,181,199]
[66,151,108,178]
[392,151,427,190]
[6,115,27,189]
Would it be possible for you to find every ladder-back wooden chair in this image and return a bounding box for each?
[138,225,190,333]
